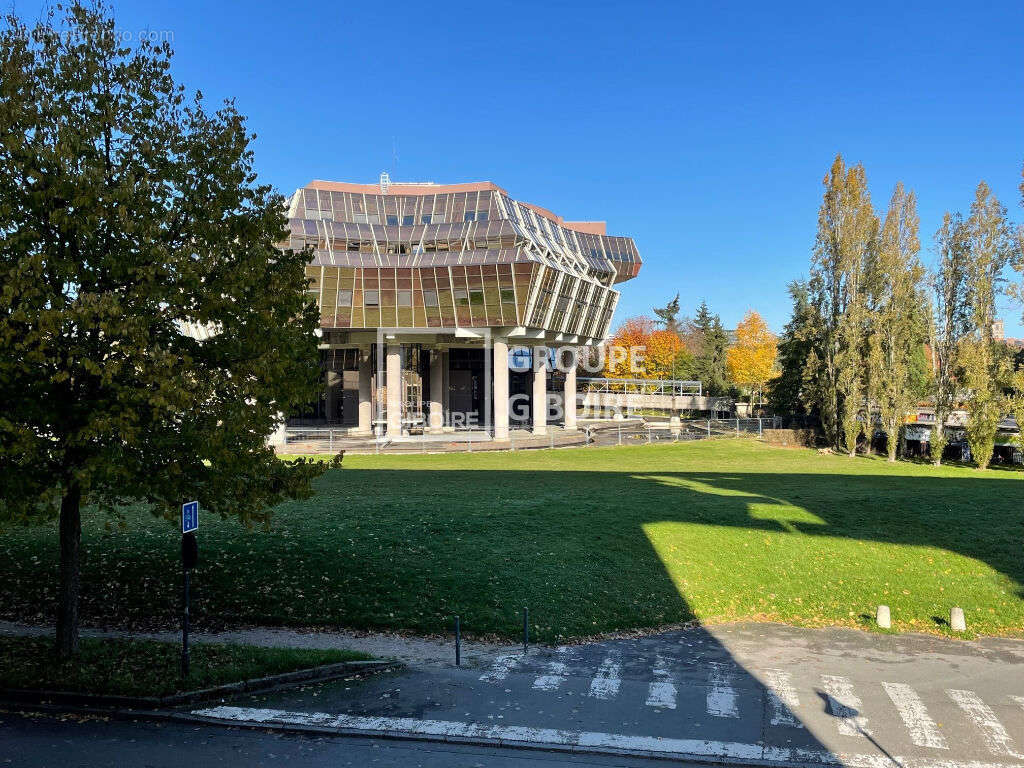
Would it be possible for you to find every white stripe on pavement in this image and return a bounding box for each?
[762,668,802,728]
[194,706,1024,768]
[532,661,568,691]
[882,682,948,750]
[588,656,622,700]
[948,689,1024,759]
[707,663,740,718]
[821,675,871,737]
[645,655,677,709]
[479,653,521,683]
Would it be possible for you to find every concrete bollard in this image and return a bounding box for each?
[950,606,966,632]
[876,605,891,629]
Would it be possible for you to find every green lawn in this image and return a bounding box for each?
[0,636,371,697]
[1,440,1022,641]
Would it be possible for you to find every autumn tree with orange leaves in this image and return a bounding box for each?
[726,311,777,412]
[603,316,685,379]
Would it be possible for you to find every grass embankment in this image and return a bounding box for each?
[0,636,370,697]
[1,440,1022,641]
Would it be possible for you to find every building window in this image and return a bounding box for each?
[386,215,398,225]
[454,289,469,307]
[397,290,412,307]
[421,215,432,224]
[338,290,353,307]
[469,289,484,306]
[402,215,414,226]
[500,288,515,304]
[477,211,488,222]
[464,211,476,222]
[364,290,379,306]
[423,290,439,307]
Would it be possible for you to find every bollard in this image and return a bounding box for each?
[455,615,461,666]
[618,425,622,445]
[523,607,529,653]
[950,606,966,632]
[876,605,891,629]
[707,419,711,438]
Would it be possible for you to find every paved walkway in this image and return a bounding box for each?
[0,620,515,667]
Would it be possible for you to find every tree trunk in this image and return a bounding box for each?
[56,480,82,659]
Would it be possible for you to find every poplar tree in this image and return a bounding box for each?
[805,155,878,451]
[929,213,973,465]
[961,183,1014,469]
[0,3,329,658]
[866,183,926,461]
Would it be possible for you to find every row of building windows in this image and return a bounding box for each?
[327,287,518,308]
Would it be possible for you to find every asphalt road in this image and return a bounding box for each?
[204,623,1024,767]
[4,624,1023,767]
[0,712,694,768]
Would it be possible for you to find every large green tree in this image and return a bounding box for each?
[767,281,815,416]
[805,155,878,451]
[866,183,927,461]
[688,300,730,396]
[0,3,329,658]
[653,293,682,336]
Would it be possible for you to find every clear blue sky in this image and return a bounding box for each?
[60,0,1024,333]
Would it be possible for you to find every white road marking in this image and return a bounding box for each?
[882,682,948,750]
[194,706,1024,768]
[532,661,568,691]
[948,689,1024,759]
[707,663,740,718]
[762,668,802,728]
[821,675,871,737]
[645,655,677,709]
[479,654,521,683]
[588,655,622,700]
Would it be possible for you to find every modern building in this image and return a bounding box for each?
[281,175,642,439]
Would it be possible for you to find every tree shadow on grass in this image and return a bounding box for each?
[5,460,1022,756]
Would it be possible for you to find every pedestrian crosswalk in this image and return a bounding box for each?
[477,652,1024,756]
[644,655,677,709]
[883,681,947,750]
[948,689,1024,759]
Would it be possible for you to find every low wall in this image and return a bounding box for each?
[762,428,821,448]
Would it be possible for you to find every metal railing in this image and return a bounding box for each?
[577,377,703,397]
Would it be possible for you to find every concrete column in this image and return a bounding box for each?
[428,348,444,432]
[386,344,402,436]
[356,347,372,435]
[563,362,577,432]
[442,349,453,432]
[532,346,547,435]
[493,339,509,440]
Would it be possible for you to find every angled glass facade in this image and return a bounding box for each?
[282,179,641,342]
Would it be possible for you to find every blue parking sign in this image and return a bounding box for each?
[182,501,199,534]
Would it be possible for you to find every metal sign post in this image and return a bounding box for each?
[180,501,199,677]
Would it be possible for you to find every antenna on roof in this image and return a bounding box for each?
[379,171,391,194]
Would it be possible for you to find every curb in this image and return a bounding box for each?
[0,659,399,709]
